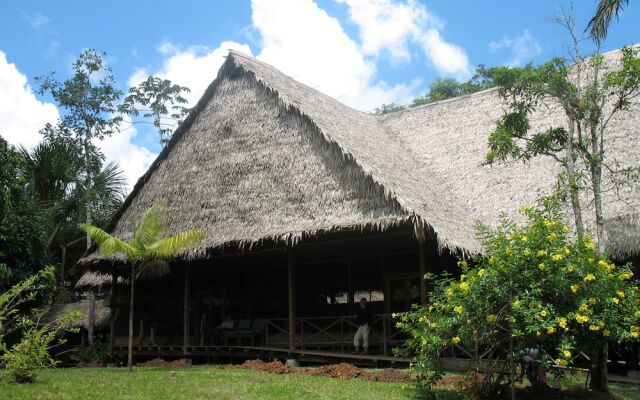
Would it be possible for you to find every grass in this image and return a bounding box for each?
[1,367,638,400]
[0,366,407,400]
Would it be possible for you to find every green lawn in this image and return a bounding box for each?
[1,367,638,400]
[0,367,408,400]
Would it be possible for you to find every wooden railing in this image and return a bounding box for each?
[265,314,405,355]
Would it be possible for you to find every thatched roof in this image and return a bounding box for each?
[81,46,639,265]
[75,271,128,289]
[43,299,111,330]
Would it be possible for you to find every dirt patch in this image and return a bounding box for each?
[226,359,295,374]
[137,358,191,368]
[226,359,413,383]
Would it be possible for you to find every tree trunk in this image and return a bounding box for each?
[565,119,585,238]
[590,344,610,393]
[127,264,135,371]
[84,137,92,250]
[591,157,606,254]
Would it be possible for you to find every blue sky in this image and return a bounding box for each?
[1,0,638,190]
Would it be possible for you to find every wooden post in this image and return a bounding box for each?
[109,268,117,357]
[347,259,353,316]
[287,249,296,355]
[183,265,191,355]
[418,241,428,306]
[88,292,95,346]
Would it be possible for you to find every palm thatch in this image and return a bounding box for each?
[75,271,128,289]
[80,45,639,266]
[43,299,111,330]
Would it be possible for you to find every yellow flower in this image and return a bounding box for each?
[547,233,557,240]
[603,329,611,337]
[571,284,580,293]
[589,325,601,332]
[562,350,571,358]
[575,314,589,324]
[489,256,496,265]
[506,247,513,256]
[451,336,461,344]
[547,326,556,334]
[540,310,548,318]
[617,291,625,298]
[486,314,497,323]
[620,272,634,280]
[612,298,620,305]
[523,249,531,256]
[421,338,428,345]
[419,316,427,323]
[567,264,575,272]
[563,225,570,233]
[478,268,486,277]
[446,288,454,297]
[543,220,557,228]
[459,282,470,292]
[556,359,568,367]
[588,298,597,305]
[454,306,464,314]
[584,274,596,282]
[583,236,596,250]
[579,303,589,312]
[631,331,639,339]
[635,310,640,318]
[392,313,398,319]
[557,317,568,329]
[429,322,438,330]
[538,263,545,271]
[563,246,571,255]
[521,235,528,242]
[551,254,563,261]
[537,250,547,257]
[519,205,530,214]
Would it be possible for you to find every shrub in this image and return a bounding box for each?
[395,200,640,399]
[0,266,80,383]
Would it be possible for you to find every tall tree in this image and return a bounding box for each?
[119,77,190,147]
[36,50,123,250]
[483,14,640,392]
[587,0,630,42]
[80,201,203,371]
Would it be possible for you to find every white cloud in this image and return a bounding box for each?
[0,51,59,149]
[337,0,471,78]
[22,12,49,29]
[420,29,471,78]
[489,29,542,66]
[95,116,157,194]
[130,41,253,106]
[252,0,419,110]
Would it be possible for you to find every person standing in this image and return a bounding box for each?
[353,297,372,354]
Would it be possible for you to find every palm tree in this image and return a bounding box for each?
[80,201,203,371]
[587,0,630,43]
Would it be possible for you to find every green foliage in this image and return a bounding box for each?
[373,68,496,115]
[118,76,191,146]
[0,266,80,383]
[395,201,640,398]
[70,340,110,365]
[0,137,49,288]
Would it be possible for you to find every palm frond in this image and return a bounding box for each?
[136,259,171,281]
[587,0,629,42]
[78,223,137,258]
[132,201,166,248]
[146,229,204,258]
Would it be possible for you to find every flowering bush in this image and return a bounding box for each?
[395,201,639,398]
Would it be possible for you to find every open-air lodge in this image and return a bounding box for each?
[76,49,639,365]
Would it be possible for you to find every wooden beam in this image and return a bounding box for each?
[418,241,428,306]
[287,249,296,355]
[109,268,116,357]
[88,292,95,345]
[183,265,192,355]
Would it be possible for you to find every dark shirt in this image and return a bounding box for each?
[355,307,372,326]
